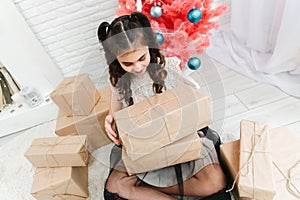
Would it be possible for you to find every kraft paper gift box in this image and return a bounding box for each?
[55,86,111,152]
[239,120,276,199]
[122,133,202,175]
[270,126,300,200]
[24,135,88,167]
[220,126,300,200]
[31,195,86,200]
[221,140,256,200]
[114,84,211,159]
[220,140,254,200]
[50,74,100,116]
[31,167,88,200]
[220,139,240,182]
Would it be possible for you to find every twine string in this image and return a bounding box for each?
[43,135,79,167]
[273,160,300,199]
[226,124,266,195]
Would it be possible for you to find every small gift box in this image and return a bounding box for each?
[24,135,88,167]
[55,86,111,152]
[122,133,202,175]
[31,167,88,200]
[50,74,100,116]
[238,120,276,199]
[114,84,211,158]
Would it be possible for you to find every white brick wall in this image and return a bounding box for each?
[12,0,119,86]
[11,0,231,86]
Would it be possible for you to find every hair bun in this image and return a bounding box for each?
[131,12,151,27]
[97,22,110,42]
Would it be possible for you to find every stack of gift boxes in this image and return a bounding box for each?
[50,74,111,152]
[24,74,112,199]
[220,120,300,200]
[113,83,212,175]
[25,135,89,199]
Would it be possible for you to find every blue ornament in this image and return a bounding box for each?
[150,5,162,18]
[187,8,202,23]
[187,57,201,70]
[155,32,164,45]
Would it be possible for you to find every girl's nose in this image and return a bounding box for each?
[133,63,143,71]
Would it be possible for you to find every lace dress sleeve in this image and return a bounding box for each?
[164,57,183,90]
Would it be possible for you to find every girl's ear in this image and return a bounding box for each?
[97,22,110,42]
[131,12,151,27]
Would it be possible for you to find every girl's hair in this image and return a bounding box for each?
[97,12,166,106]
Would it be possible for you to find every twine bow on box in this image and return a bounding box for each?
[227,121,276,200]
[114,84,205,158]
[273,160,300,199]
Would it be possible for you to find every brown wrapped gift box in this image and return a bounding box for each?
[238,120,276,199]
[24,135,88,168]
[114,84,211,158]
[32,194,86,200]
[220,139,240,181]
[122,133,202,175]
[31,167,88,200]
[55,86,111,152]
[50,74,100,116]
[220,126,300,200]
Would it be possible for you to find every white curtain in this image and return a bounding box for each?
[206,0,300,97]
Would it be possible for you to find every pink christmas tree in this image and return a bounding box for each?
[117,0,226,70]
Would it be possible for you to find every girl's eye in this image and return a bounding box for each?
[123,62,132,67]
[139,55,146,61]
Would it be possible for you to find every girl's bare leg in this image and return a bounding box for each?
[141,164,227,197]
[105,169,177,200]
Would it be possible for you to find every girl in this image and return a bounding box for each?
[98,12,231,200]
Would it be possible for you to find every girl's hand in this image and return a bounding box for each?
[105,115,121,145]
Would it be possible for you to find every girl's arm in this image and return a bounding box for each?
[105,91,122,145]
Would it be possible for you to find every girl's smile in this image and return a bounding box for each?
[117,46,150,75]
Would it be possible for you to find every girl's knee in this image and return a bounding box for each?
[105,170,137,197]
[194,164,227,196]
[106,170,128,192]
[204,164,227,194]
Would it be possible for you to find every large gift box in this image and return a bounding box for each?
[220,126,300,200]
[238,120,276,199]
[55,86,111,152]
[50,74,100,116]
[122,133,202,175]
[114,84,211,158]
[31,167,88,200]
[24,135,88,167]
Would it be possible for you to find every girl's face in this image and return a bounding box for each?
[117,46,150,76]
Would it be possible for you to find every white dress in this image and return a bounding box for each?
[110,57,219,187]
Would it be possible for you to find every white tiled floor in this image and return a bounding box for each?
[188,58,300,142]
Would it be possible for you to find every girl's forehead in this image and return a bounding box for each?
[117,46,148,61]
